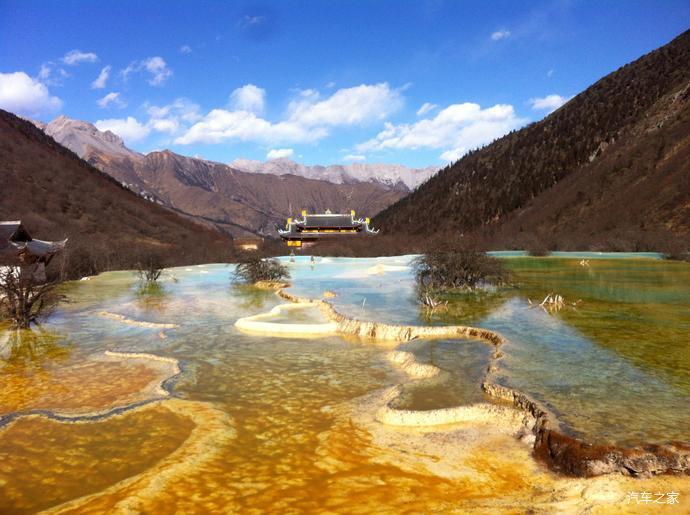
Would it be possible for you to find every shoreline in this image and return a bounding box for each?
[0,350,182,428]
[260,281,690,478]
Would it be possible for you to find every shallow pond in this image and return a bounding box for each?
[285,255,690,445]
[0,255,688,511]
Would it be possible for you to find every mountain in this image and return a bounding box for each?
[230,158,437,190]
[83,148,406,237]
[0,109,232,277]
[45,115,138,158]
[38,117,414,237]
[374,30,690,251]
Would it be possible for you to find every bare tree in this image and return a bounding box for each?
[234,253,289,284]
[413,247,507,291]
[0,265,64,329]
[136,253,164,284]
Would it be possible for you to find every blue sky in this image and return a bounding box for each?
[1,0,688,168]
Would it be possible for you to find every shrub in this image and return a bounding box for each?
[137,253,164,283]
[524,236,551,256]
[0,265,64,329]
[661,240,690,261]
[234,255,290,284]
[413,248,506,291]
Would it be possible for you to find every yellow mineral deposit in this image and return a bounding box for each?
[0,351,179,417]
[1,273,689,513]
[0,403,196,513]
[45,400,236,514]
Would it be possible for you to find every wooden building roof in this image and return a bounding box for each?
[276,211,378,241]
[0,221,67,266]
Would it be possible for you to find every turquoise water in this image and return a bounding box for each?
[282,254,690,446]
[488,251,664,259]
[1,254,689,512]
[2,255,688,453]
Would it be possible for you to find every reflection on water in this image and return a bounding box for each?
[0,255,688,511]
[392,338,493,409]
[0,405,195,513]
[0,326,71,370]
[284,255,690,445]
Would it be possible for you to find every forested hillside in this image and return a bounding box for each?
[374,30,690,251]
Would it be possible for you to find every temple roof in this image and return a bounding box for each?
[302,214,361,228]
[0,221,31,243]
[14,239,68,258]
[277,211,378,240]
[0,221,67,266]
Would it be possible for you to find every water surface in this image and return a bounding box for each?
[1,255,688,511]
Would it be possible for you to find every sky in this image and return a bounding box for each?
[1,1,688,168]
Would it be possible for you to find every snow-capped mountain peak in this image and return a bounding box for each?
[229,157,438,190]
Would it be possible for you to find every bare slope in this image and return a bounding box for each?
[0,109,232,277]
[83,148,405,237]
[41,116,410,237]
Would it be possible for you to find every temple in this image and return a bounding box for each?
[0,221,67,282]
[276,210,378,247]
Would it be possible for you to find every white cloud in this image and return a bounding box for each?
[296,88,320,102]
[546,69,554,78]
[230,84,266,114]
[529,94,570,113]
[62,49,98,65]
[175,83,402,146]
[143,57,172,86]
[287,82,402,128]
[440,148,464,162]
[145,97,201,134]
[325,81,336,89]
[180,45,192,54]
[267,148,294,159]
[36,62,70,86]
[491,30,511,41]
[0,71,63,116]
[343,154,366,162]
[416,102,438,116]
[357,102,527,161]
[38,64,52,81]
[148,118,178,133]
[95,116,150,143]
[122,57,172,86]
[174,109,326,145]
[91,66,111,89]
[121,62,137,81]
[240,15,266,29]
[97,92,126,109]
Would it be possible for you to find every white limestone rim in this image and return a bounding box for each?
[104,350,181,397]
[374,385,523,428]
[335,263,410,278]
[0,351,183,424]
[380,351,520,428]
[97,311,179,329]
[386,350,441,379]
[234,303,339,338]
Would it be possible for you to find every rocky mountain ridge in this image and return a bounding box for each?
[230,157,437,191]
[0,109,232,278]
[35,116,409,237]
